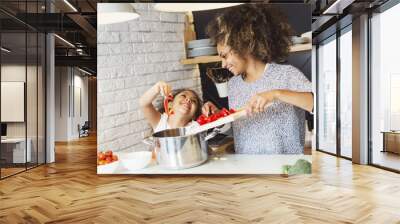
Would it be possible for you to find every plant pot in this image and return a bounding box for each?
[215,82,228,98]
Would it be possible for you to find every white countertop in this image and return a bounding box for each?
[109,154,312,175]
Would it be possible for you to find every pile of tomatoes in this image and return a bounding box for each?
[97,150,118,165]
[196,108,236,125]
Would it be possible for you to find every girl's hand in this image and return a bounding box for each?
[155,81,172,97]
[245,90,279,115]
[202,101,219,116]
[140,81,172,129]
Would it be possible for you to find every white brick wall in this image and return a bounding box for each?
[97,3,201,152]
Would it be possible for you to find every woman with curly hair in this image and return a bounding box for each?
[202,4,313,154]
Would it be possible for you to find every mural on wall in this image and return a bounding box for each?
[97,3,312,175]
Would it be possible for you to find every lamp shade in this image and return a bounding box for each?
[154,3,243,12]
[98,3,139,25]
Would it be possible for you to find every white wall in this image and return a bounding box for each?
[1,65,35,138]
[55,67,89,141]
[97,3,201,152]
[55,66,68,141]
[1,65,26,141]
[1,63,46,163]
[72,73,89,138]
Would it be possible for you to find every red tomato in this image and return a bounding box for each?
[229,108,236,114]
[106,157,113,164]
[98,152,106,160]
[197,120,206,125]
[197,114,206,120]
[220,108,230,117]
[209,114,219,122]
[196,109,232,125]
[196,115,207,125]
[105,150,112,157]
[112,155,118,161]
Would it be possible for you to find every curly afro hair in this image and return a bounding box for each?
[206,4,294,63]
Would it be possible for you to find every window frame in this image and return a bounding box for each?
[315,17,353,161]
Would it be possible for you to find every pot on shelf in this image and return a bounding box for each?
[215,82,228,98]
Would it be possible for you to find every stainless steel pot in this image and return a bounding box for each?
[143,128,220,169]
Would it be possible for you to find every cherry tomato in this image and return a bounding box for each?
[197,114,206,120]
[105,150,113,157]
[106,157,113,164]
[98,152,106,160]
[112,155,118,161]
[195,107,238,126]
[209,114,219,122]
[196,115,207,125]
[220,108,230,117]
[197,119,206,125]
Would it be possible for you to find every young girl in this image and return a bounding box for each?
[139,81,202,132]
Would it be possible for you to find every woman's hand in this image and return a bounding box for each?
[202,101,220,116]
[245,90,278,115]
[245,90,314,114]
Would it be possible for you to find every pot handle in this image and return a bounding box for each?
[204,128,221,141]
[142,136,155,146]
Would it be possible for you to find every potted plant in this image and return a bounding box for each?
[206,67,233,98]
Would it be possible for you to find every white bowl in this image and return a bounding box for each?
[119,151,152,171]
[97,160,120,174]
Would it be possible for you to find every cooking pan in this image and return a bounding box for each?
[143,127,221,169]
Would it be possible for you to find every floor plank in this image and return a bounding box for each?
[372,151,400,171]
[0,135,399,223]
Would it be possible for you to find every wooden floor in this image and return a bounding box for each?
[372,151,400,171]
[1,167,26,178]
[1,135,400,223]
[1,163,45,178]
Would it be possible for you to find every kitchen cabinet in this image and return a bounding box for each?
[1,138,32,164]
[382,131,400,154]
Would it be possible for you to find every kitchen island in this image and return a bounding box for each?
[110,154,312,174]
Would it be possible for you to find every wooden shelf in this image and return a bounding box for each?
[180,42,312,65]
[180,55,221,65]
[290,42,312,53]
